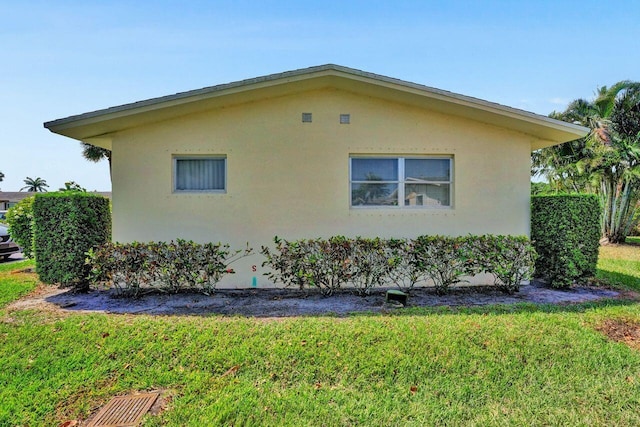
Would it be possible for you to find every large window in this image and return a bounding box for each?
[174,156,226,192]
[350,156,452,208]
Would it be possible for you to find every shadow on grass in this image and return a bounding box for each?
[597,269,640,292]
[384,297,640,318]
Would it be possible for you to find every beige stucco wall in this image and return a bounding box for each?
[111,87,534,287]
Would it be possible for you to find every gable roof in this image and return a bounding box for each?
[0,192,34,204]
[44,64,588,150]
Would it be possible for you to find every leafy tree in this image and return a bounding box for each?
[351,173,393,205]
[604,85,640,242]
[58,181,86,192]
[20,177,49,192]
[532,81,640,243]
[81,142,112,180]
[531,181,555,196]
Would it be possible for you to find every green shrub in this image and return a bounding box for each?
[5,196,35,258]
[385,238,428,292]
[88,241,152,297]
[262,235,536,295]
[32,192,111,288]
[471,235,537,293]
[259,237,313,291]
[87,240,252,296]
[346,237,395,295]
[261,236,353,295]
[411,235,477,294]
[152,240,252,294]
[531,194,601,288]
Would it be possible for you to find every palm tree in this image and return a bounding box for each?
[533,82,635,188]
[604,85,640,242]
[351,173,393,205]
[81,142,112,181]
[20,177,49,192]
[533,81,640,243]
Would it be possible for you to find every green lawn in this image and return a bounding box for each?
[597,239,640,291]
[1,251,640,426]
[0,259,37,307]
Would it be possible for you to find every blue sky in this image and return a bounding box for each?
[2,0,639,191]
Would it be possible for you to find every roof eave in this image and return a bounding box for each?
[44,64,589,148]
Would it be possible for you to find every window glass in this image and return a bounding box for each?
[405,158,450,182]
[351,158,398,181]
[404,183,450,206]
[350,156,453,208]
[351,183,398,206]
[175,158,226,191]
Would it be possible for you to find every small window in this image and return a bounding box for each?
[302,113,312,123]
[174,157,226,192]
[340,114,350,124]
[350,156,452,208]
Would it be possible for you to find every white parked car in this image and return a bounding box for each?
[0,224,20,260]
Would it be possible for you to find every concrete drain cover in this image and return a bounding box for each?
[86,391,160,427]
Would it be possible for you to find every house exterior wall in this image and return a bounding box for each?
[111,88,534,287]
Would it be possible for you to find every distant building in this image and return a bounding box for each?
[0,192,34,210]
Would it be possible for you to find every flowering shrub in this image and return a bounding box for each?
[346,237,395,295]
[5,196,35,258]
[260,236,352,295]
[262,235,536,295]
[384,239,429,292]
[87,239,252,296]
[89,235,536,298]
[410,235,478,294]
[88,242,151,296]
[262,236,401,296]
[470,235,537,293]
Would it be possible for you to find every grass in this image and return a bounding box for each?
[626,236,640,245]
[0,259,37,307]
[1,251,640,426]
[597,238,640,291]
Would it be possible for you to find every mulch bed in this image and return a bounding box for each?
[28,280,625,317]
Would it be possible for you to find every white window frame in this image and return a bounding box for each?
[349,155,453,209]
[173,155,227,193]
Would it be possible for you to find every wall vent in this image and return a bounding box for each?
[340,114,350,124]
[302,113,312,123]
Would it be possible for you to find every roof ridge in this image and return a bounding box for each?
[44,64,588,148]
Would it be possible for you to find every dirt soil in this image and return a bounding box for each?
[596,318,640,351]
[6,280,625,318]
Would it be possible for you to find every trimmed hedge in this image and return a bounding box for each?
[5,196,35,258]
[471,235,537,294]
[33,192,111,287]
[262,235,536,295]
[87,240,253,296]
[531,194,601,288]
[87,235,534,297]
[260,236,405,296]
[410,235,476,294]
